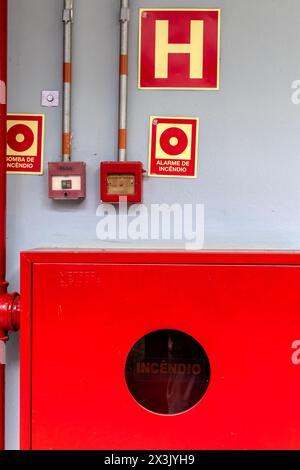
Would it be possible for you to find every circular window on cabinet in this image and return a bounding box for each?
[125,329,210,416]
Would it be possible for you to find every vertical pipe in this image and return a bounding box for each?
[0,365,4,450]
[0,0,7,295]
[62,0,73,162]
[118,0,129,162]
[0,343,5,451]
[0,0,7,451]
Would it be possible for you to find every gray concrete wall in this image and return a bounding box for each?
[5,0,300,448]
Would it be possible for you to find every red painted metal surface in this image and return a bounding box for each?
[21,250,300,450]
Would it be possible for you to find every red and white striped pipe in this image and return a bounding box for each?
[118,0,130,162]
[62,0,73,162]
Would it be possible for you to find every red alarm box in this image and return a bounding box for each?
[48,162,86,200]
[100,161,144,203]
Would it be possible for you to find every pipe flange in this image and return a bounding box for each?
[0,293,20,342]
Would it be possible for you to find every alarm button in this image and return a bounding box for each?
[61,180,72,190]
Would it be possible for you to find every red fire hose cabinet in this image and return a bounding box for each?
[20,250,300,450]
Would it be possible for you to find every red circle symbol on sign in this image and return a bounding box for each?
[159,127,189,156]
[7,124,35,153]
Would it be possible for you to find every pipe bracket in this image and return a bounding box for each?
[63,8,73,23]
[120,7,130,23]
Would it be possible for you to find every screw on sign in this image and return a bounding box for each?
[6,114,44,175]
[149,116,199,178]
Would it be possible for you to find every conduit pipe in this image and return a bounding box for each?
[118,0,129,162]
[62,0,73,162]
[0,0,20,450]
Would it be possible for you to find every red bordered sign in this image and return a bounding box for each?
[149,116,199,178]
[6,114,45,175]
[139,9,221,90]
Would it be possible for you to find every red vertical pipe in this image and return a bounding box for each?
[0,364,4,450]
[0,0,7,451]
[0,0,7,294]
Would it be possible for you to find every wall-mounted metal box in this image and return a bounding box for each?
[48,162,86,200]
[100,162,144,203]
[20,250,300,450]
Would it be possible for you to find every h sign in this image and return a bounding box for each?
[139,9,220,90]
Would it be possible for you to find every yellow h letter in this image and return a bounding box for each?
[155,20,204,79]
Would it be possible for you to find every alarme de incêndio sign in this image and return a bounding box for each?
[149,116,199,178]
